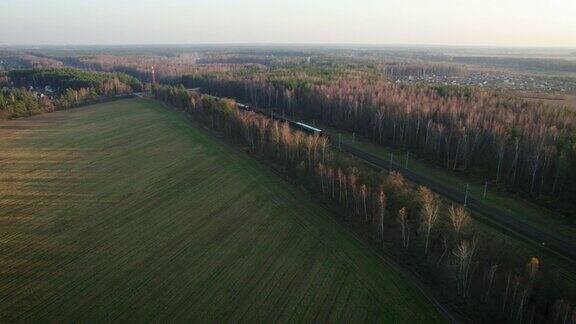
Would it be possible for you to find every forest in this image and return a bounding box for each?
[37,51,576,215]
[3,49,576,322]
[0,68,141,119]
[152,83,576,323]
[176,68,576,214]
[9,68,142,93]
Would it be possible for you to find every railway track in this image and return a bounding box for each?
[225,96,576,263]
[337,142,576,261]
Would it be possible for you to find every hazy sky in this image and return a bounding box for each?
[0,0,574,47]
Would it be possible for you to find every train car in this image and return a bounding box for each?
[294,122,323,135]
[233,100,323,135]
[236,103,249,110]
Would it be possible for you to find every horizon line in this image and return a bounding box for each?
[1,42,575,50]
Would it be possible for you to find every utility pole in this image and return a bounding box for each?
[483,181,488,201]
[352,132,356,144]
[464,184,469,207]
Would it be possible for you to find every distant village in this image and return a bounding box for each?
[394,71,576,94]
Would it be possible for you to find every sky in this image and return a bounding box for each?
[0,0,575,47]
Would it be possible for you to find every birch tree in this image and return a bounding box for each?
[417,186,441,254]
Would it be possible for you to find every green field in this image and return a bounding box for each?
[0,99,443,322]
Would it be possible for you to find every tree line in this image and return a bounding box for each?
[67,54,208,83]
[0,88,54,119]
[153,84,576,323]
[179,71,576,214]
[9,68,142,94]
[0,68,141,119]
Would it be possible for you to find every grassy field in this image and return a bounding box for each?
[0,99,444,322]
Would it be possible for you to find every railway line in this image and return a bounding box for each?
[222,95,576,262]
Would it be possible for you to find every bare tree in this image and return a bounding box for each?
[327,167,335,198]
[437,233,449,266]
[448,205,470,236]
[397,207,410,249]
[510,276,521,318]
[517,286,531,323]
[360,184,368,222]
[484,263,498,302]
[503,271,512,311]
[526,257,540,283]
[377,190,387,243]
[337,168,344,202]
[453,238,477,298]
[552,299,575,324]
[417,186,441,254]
[316,163,325,193]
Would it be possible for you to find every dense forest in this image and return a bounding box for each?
[176,70,576,213]
[9,68,142,93]
[0,68,141,119]
[18,54,65,69]
[65,54,201,82]
[153,84,576,323]
[46,52,576,213]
